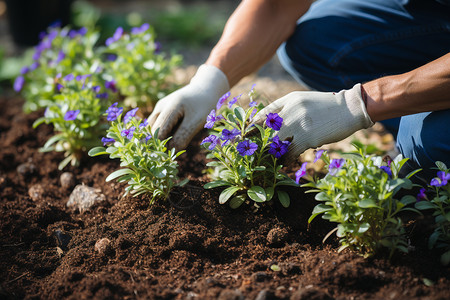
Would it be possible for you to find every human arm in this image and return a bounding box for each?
[253,52,450,163]
[148,0,312,150]
[364,52,450,121]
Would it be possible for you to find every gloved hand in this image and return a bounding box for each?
[147,64,229,150]
[252,83,374,163]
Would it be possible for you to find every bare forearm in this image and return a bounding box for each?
[364,52,450,122]
[206,0,311,87]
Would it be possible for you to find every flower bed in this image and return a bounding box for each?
[1,95,450,299]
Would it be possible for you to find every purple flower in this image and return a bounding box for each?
[154,41,161,54]
[295,162,308,184]
[106,54,118,61]
[124,108,139,124]
[56,83,64,92]
[216,91,231,111]
[205,110,223,129]
[64,109,80,121]
[416,188,427,202]
[145,134,152,143]
[29,62,39,71]
[78,27,87,36]
[228,94,242,108]
[139,118,149,128]
[101,137,115,146]
[201,134,220,150]
[329,158,345,176]
[32,49,42,61]
[56,50,65,64]
[121,126,136,140]
[249,108,257,121]
[249,100,257,107]
[68,29,78,39]
[220,128,240,142]
[236,140,258,156]
[380,166,392,178]
[268,136,290,158]
[105,80,118,93]
[131,23,149,35]
[266,113,283,131]
[92,86,101,93]
[430,171,450,187]
[106,27,123,46]
[105,102,123,121]
[96,93,109,99]
[76,74,91,88]
[14,76,25,92]
[64,73,74,82]
[20,66,29,75]
[314,150,325,163]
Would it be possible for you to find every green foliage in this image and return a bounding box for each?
[89,109,186,204]
[102,26,182,111]
[202,89,299,209]
[33,74,114,170]
[415,162,450,265]
[303,146,420,258]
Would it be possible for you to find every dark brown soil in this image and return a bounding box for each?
[1,95,449,300]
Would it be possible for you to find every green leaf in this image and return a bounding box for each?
[315,192,329,201]
[106,168,134,182]
[441,250,450,265]
[248,186,267,202]
[435,161,448,171]
[88,146,108,157]
[219,186,241,204]
[265,187,275,201]
[254,166,266,171]
[234,106,245,122]
[311,203,332,216]
[358,199,378,208]
[400,195,417,206]
[415,201,436,210]
[275,179,299,187]
[229,195,246,209]
[277,190,290,208]
[204,180,232,189]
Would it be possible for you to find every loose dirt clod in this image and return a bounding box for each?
[67,184,106,212]
[28,184,45,201]
[60,172,76,190]
[95,238,113,255]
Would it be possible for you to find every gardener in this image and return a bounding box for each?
[148,0,450,179]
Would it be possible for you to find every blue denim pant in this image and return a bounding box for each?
[278,0,450,180]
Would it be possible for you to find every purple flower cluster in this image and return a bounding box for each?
[216,92,231,111]
[205,110,224,129]
[64,109,80,121]
[105,80,118,93]
[106,27,124,46]
[105,102,123,121]
[314,150,325,163]
[101,137,115,146]
[329,158,345,176]
[228,94,242,108]
[201,135,220,150]
[220,128,240,145]
[131,23,150,35]
[237,140,258,156]
[121,126,136,139]
[416,188,427,202]
[380,166,392,178]
[430,171,450,187]
[266,113,283,131]
[268,136,290,158]
[124,108,139,124]
[14,76,25,92]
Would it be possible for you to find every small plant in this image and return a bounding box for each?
[202,87,299,209]
[415,162,450,265]
[33,73,116,169]
[102,24,182,111]
[89,104,187,204]
[302,146,421,258]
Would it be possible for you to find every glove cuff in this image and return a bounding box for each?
[344,83,374,129]
[190,64,230,103]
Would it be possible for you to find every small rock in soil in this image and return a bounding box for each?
[218,289,244,300]
[95,238,113,255]
[60,172,76,190]
[255,289,275,300]
[252,271,270,282]
[67,184,106,212]
[28,184,45,201]
[54,229,72,251]
[16,162,37,178]
[267,227,289,246]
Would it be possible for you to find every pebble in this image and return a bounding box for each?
[267,227,289,246]
[67,184,106,212]
[252,271,270,282]
[28,184,45,201]
[217,289,244,300]
[16,162,37,178]
[60,172,76,190]
[95,238,113,255]
[255,290,274,300]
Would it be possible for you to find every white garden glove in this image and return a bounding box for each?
[148,64,229,150]
[252,83,374,163]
